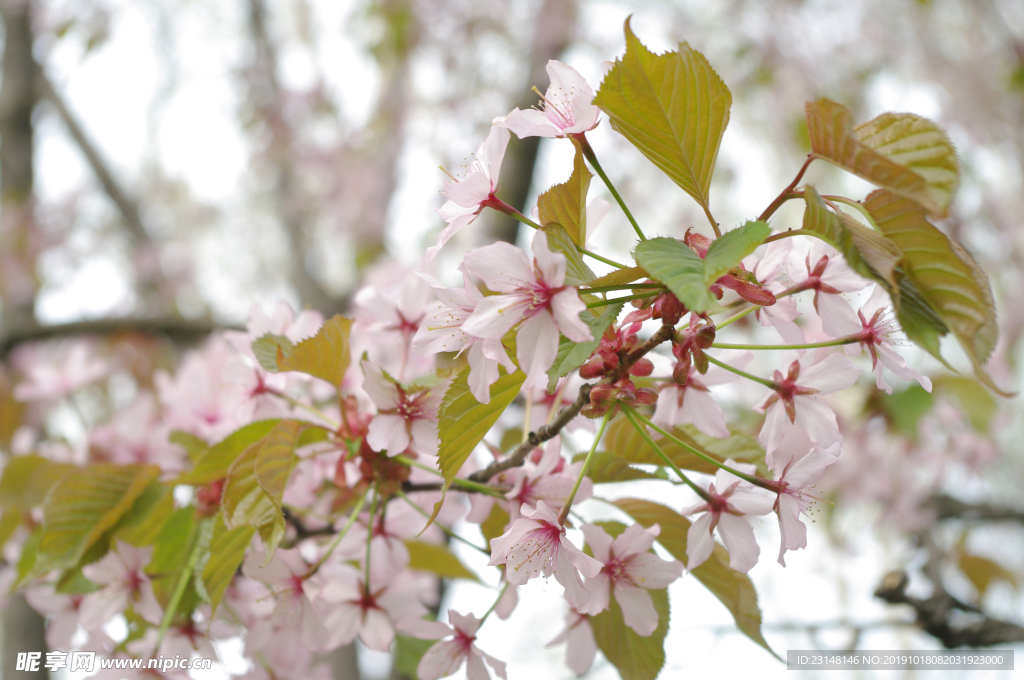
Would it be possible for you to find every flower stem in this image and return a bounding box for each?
[702,203,722,238]
[715,304,758,329]
[759,155,814,222]
[573,133,646,242]
[482,581,511,623]
[705,354,776,389]
[581,283,663,294]
[484,196,543,230]
[153,521,207,655]
[396,489,489,555]
[558,410,612,525]
[577,246,628,269]
[308,487,370,576]
[586,290,659,308]
[822,194,880,229]
[363,487,380,595]
[764,228,813,244]
[620,406,710,501]
[628,407,775,492]
[394,455,506,497]
[712,336,861,350]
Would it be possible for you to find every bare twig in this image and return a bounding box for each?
[928,494,1024,524]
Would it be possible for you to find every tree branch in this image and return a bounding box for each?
[928,494,1024,524]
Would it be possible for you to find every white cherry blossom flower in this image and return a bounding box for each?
[398,610,507,680]
[499,60,600,139]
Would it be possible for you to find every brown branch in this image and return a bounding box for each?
[0,317,235,359]
[281,507,334,539]
[928,494,1024,524]
[468,322,676,484]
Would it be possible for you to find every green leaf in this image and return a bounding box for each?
[178,419,281,485]
[590,585,669,680]
[805,98,958,217]
[801,186,903,293]
[169,431,209,462]
[437,366,524,486]
[394,635,434,678]
[252,333,294,373]
[595,18,731,213]
[37,463,161,572]
[114,481,174,547]
[538,138,592,247]
[603,417,768,476]
[0,455,74,510]
[542,223,596,286]
[0,509,20,552]
[703,221,770,284]
[200,518,255,616]
[147,507,198,577]
[275,315,354,390]
[863,189,1003,392]
[614,498,776,658]
[479,504,510,546]
[873,385,935,438]
[634,237,717,313]
[404,539,480,581]
[933,376,997,432]
[222,420,302,557]
[571,451,659,483]
[547,302,624,391]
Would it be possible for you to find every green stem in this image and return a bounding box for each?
[581,283,663,294]
[393,454,504,497]
[308,487,369,575]
[715,304,758,329]
[764,228,813,244]
[481,582,510,622]
[627,407,774,492]
[701,203,722,238]
[759,155,813,222]
[704,354,776,389]
[363,487,380,595]
[395,454,442,476]
[503,206,543,230]
[822,194,880,229]
[586,290,659,309]
[577,246,628,269]
[620,406,709,501]
[153,522,208,655]
[713,336,861,351]
[574,133,646,242]
[558,410,612,524]
[396,489,489,555]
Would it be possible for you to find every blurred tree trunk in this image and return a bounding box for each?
[488,0,577,245]
[0,1,50,676]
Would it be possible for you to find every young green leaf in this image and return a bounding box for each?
[538,138,593,247]
[405,539,480,582]
[595,18,731,214]
[37,463,161,573]
[275,315,354,390]
[703,220,770,284]
[542,223,596,286]
[0,455,74,511]
[200,519,255,615]
[437,366,524,486]
[587,266,649,288]
[614,498,776,658]
[178,419,280,485]
[634,237,717,313]
[114,481,174,547]
[547,301,624,391]
[147,507,198,577]
[251,333,294,373]
[590,586,669,680]
[864,189,1002,393]
[806,99,958,217]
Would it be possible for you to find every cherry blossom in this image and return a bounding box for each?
[755,352,861,461]
[428,125,510,261]
[412,267,516,403]
[463,231,592,389]
[500,436,590,521]
[546,609,597,676]
[746,240,804,344]
[79,540,162,629]
[680,463,775,573]
[767,442,841,565]
[579,523,682,634]
[499,60,600,139]
[488,501,603,609]
[362,360,441,456]
[241,549,332,652]
[786,240,869,337]
[13,341,109,403]
[842,286,933,394]
[398,610,508,680]
[652,350,750,439]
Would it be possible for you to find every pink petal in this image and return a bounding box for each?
[367,413,411,454]
[579,573,610,615]
[462,295,524,340]
[516,312,560,389]
[613,582,658,636]
[580,523,614,564]
[531,231,567,287]
[565,617,597,675]
[686,513,716,571]
[792,397,842,450]
[715,514,760,573]
[359,607,396,651]
[554,546,592,610]
[418,639,469,680]
[500,107,562,139]
[464,242,534,293]
[610,522,658,559]
[816,293,862,338]
[397,617,453,640]
[681,388,729,438]
[445,171,493,208]
[476,125,511,180]
[549,289,591,342]
[426,209,476,262]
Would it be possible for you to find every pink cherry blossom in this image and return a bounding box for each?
[398,610,507,680]
[578,523,682,634]
[241,548,332,652]
[546,609,597,676]
[362,360,441,456]
[428,125,510,261]
[755,352,860,461]
[767,443,841,565]
[786,240,870,337]
[746,240,804,344]
[463,231,591,390]
[412,268,516,404]
[842,286,933,394]
[13,341,109,403]
[652,351,750,439]
[499,60,600,139]
[680,462,775,573]
[488,501,602,610]
[79,540,162,629]
[501,436,590,522]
